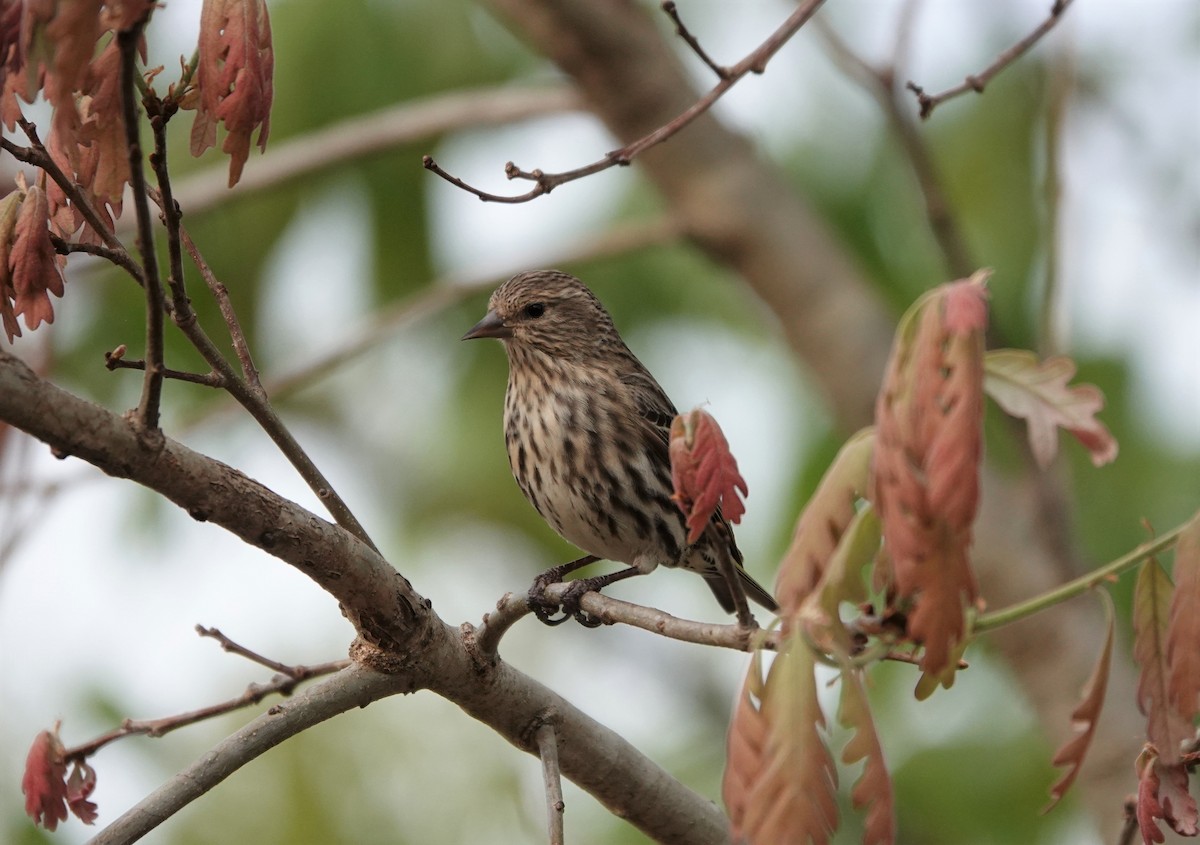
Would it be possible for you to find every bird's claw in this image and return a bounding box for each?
[561,580,603,628]
[527,580,572,626]
[527,578,604,628]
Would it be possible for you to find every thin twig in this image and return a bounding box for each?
[1038,47,1072,357]
[179,225,265,396]
[534,720,566,845]
[661,1,730,79]
[1116,797,1137,845]
[906,0,1075,120]
[47,234,146,286]
[167,85,580,215]
[60,655,349,762]
[424,0,827,202]
[117,19,166,431]
[195,624,305,676]
[816,18,975,280]
[104,351,224,388]
[146,98,191,318]
[475,587,781,657]
[973,524,1188,633]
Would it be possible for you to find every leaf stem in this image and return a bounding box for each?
[974,524,1188,633]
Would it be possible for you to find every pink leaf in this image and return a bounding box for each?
[66,760,98,825]
[774,429,874,616]
[669,408,748,545]
[983,349,1118,468]
[838,669,896,845]
[1045,592,1115,811]
[1133,558,1193,765]
[726,639,839,845]
[190,0,274,187]
[1167,514,1200,726]
[22,725,68,831]
[9,181,66,333]
[872,273,987,680]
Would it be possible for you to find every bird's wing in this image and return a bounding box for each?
[618,368,677,447]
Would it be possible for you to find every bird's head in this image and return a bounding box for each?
[462,270,618,359]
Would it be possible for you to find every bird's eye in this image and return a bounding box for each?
[524,302,546,319]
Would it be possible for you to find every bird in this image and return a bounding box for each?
[462,269,778,624]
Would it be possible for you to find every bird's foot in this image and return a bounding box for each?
[526,577,604,627]
[527,555,601,627]
[527,576,572,626]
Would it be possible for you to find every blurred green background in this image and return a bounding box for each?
[1,0,1197,843]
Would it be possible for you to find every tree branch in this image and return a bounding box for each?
[815,17,975,280]
[0,350,729,845]
[117,19,166,432]
[168,85,581,215]
[535,719,566,845]
[474,588,778,658]
[425,0,827,202]
[62,656,349,762]
[906,0,1075,119]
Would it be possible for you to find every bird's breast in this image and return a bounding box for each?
[502,363,685,570]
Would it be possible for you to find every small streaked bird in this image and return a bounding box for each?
[463,269,778,623]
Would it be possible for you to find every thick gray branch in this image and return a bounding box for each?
[0,349,728,845]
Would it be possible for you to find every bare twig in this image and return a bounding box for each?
[661,1,730,79]
[48,235,146,286]
[816,17,975,280]
[535,719,566,845]
[1038,47,1072,357]
[906,0,1075,119]
[167,85,580,215]
[195,624,301,676]
[424,0,827,202]
[60,655,349,762]
[117,19,166,432]
[474,587,781,657]
[104,351,224,388]
[1116,797,1137,845]
[146,100,191,318]
[179,225,265,396]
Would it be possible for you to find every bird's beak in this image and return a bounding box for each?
[462,309,512,341]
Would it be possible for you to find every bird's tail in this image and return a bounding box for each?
[704,568,779,615]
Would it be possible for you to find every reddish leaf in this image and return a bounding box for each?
[726,639,839,845]
[39,0,104,121]
[872,273,987,680]
[984,349,1118,468]
[1137,751,1167,845]
[0,187,24,341]
[669,408,748,545]
[797,506,881,655]
[1167,514,1200,725]
[79,39,129,210]
[1137,749,1199,843]
[1157,759,1199,836]
[22,725,68,831]
[190,0,274,187]
[1045,592,1115,811]
[774,428,874,616]
[724,651,770,837]
[1134,557,1193,765]
[65,760,98,825]
[9,181,66,333]
[838,670,895,845]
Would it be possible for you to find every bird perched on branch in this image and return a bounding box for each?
[463,269,778,625]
